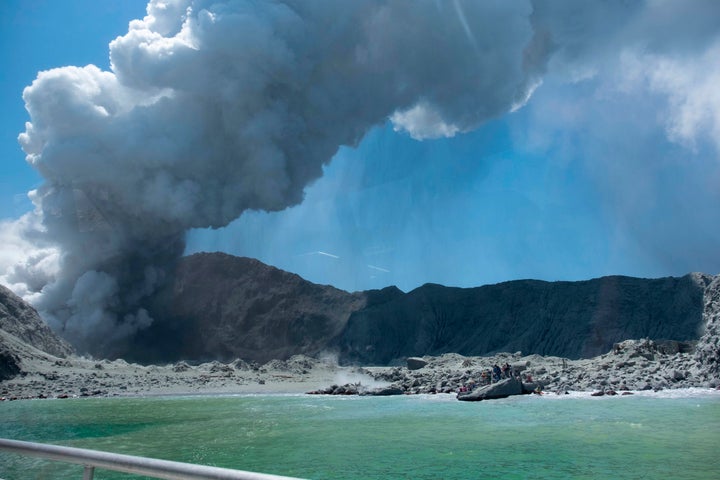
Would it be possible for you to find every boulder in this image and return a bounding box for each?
[655,340,696,355]
[366,385,405,396]
[407,357,428,370]
[521,382,542,394]
[457,377,523,401]
[512,361,530,373]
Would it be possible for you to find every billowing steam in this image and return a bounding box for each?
[3,0,546,353]
[3,0,718,355]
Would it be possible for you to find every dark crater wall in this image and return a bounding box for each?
[334,274,710,364]
[128,252,367,363]
[48,252,709,365]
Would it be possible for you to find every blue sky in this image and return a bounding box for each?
[2,0,720,300]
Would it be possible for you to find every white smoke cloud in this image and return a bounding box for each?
[390,103,461,140]
[0,211,60,301]
[4,0,542,354]
[620,41,720,152]
[4,0,719,355]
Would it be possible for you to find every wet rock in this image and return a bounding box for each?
[366,385,405,396]
[330,384,358,395]
[458,377,523,401]
[522,382,541,394]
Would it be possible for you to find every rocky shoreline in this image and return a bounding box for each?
[3,264,719,402]
[2,337,718,402]
[2,275,719,402]
[312,275,720,400]
[310,338,718,398]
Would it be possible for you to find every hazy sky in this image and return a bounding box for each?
[2,0,719,307]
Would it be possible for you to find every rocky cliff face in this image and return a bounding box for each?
[123,254,715,364]
[0,285,73,358]
[334,273,712,364]
[126,253,367,363]
[5,252,714,368]
[1,284,74,381]
[695,275,720,378]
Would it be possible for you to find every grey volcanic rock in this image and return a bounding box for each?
[128,253,367,363]
[366,385,405,396]
[695,276,720,379]
[407,357,428,370]
[534,338,711,392]
[457,377,523,401]
[336,274,710,364]
[0,285,73,358]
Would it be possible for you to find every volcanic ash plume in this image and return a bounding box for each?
[5,0,549,354]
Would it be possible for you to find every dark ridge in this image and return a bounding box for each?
[334,273,709,364]
[126,252,367,363]
[4,252,709,366]
[125,253,709,365]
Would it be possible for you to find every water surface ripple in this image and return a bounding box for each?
[1,391,718,479]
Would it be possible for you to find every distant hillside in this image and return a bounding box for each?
[334,274,712,364]
[6,251,708,365]
[0,284,73,358]
[127,252,368,363]
[1,284,74,380]
[119,252,714,365]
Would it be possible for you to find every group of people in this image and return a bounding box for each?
[457,362,518,393]
[483,363,514,384]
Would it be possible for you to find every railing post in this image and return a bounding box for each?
[82,465,95,480]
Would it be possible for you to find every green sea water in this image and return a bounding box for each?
[1,390,718,479]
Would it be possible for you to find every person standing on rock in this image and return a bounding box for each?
[492,364,501,382]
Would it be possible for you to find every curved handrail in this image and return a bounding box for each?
[0,438,306,480]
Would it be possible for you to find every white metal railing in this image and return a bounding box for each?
[0,438,306,480]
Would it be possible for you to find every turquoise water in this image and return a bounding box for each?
[1,391,719,479]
